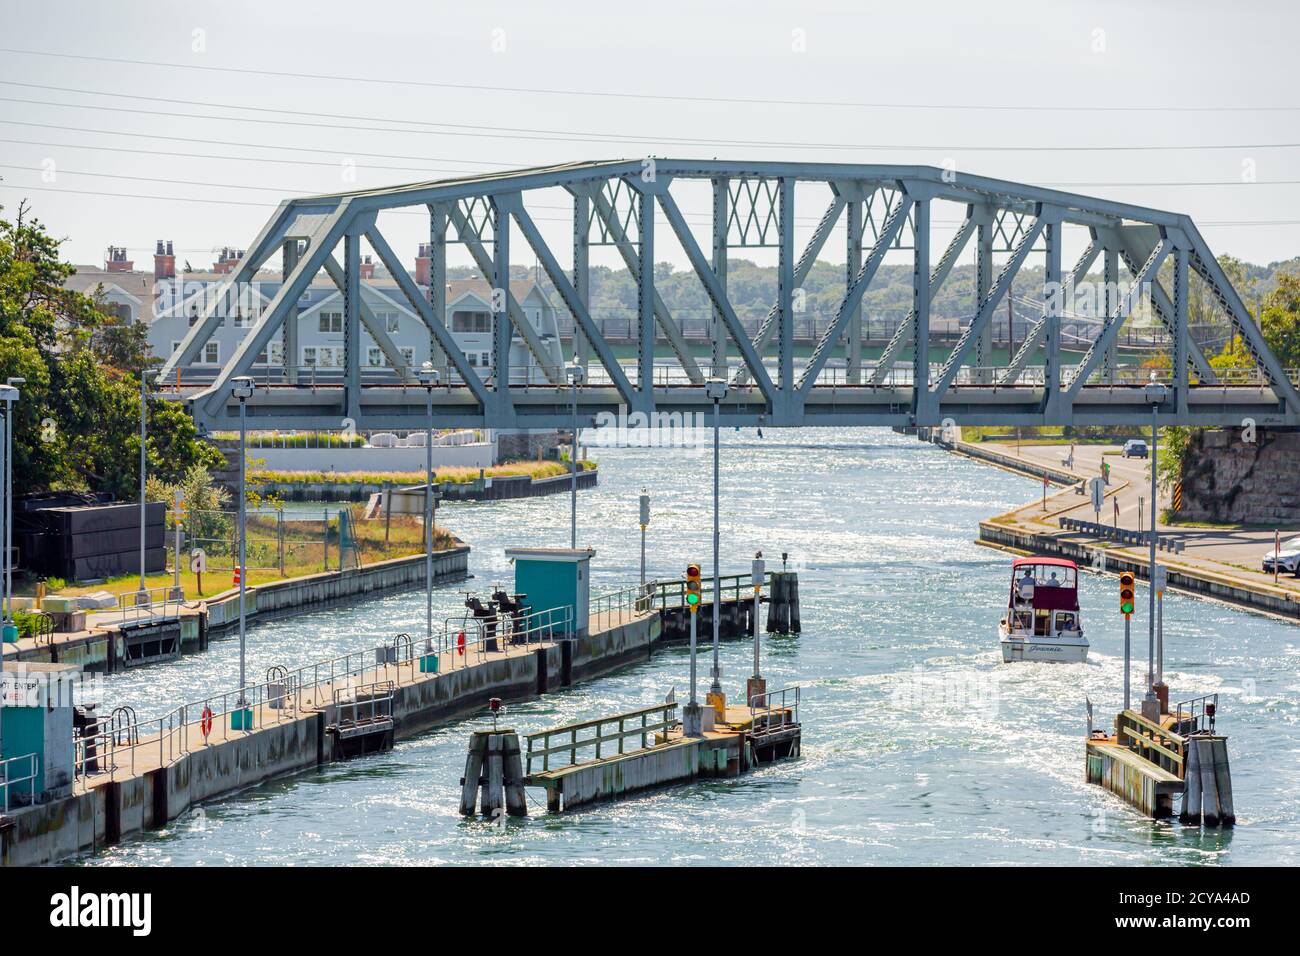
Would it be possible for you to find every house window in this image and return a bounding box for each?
[171,341,181,355]
[318,311,343,333]
[202,342,220,364]
[380,312,400,334]
[400,347,415,366]
[269,342,283,365]
[451,310,491,333]
[188,308,200,327]
[467,353,479,367]
[367,347,384,367]
[481,352,491,367]
[305,346,344,367]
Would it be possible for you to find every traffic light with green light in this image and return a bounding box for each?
[686,564,702,612]
[1119,572,1135,616]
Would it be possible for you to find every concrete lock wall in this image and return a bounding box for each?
[2,611,658,866]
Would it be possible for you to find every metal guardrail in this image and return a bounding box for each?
[748,685,800,736]
[524,702,679,775]
[73,604,575,783]
[1172,693,1219,735]
[590,583,653,620]
[0,752,38,812]
[112,585,187,625]
[331,680,394,730]
[1059,517,1185,554]
[651,571,771,610]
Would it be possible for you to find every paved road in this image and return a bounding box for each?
[981,441,1300,580]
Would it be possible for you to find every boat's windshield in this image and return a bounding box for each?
[1014,564,1076,589]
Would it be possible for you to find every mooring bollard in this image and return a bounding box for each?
[765,571,802,635]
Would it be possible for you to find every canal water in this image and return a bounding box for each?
[85,428,1299,866]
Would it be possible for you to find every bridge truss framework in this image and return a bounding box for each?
[159,159,1300,432]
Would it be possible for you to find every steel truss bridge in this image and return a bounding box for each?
[160,159,1300,432]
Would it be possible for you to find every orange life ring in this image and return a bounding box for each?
[200,705,213,737]
[457,631,466,656]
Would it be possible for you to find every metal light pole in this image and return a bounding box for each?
[1143,378,1167,718]
[232,377,255,716]
[748,553,765,706]
[0,384,14,777]
[1,377,19,632]
[567,362,584,548]
[417,363,440,643]
[705,377,727,711]
[638,493,650,587]
[137,368,149,604]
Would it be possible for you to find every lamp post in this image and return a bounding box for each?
[704,377,727,715]
[1142,377,1167,720]
[638,492,650,587]
[3,378,22,631]
[417,362,440,643]
[567,361,584,549]
[231,376,255,721]
[137,368,149,606]
[0,383,16,775]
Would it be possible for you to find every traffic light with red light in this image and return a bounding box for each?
[1119,572,1135,616]
[686,563,702,612]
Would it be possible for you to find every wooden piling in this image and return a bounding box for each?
[459,732,487,816]
[502,733,527,818]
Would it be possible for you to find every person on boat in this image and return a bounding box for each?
[1017,568,1035,598]
[1045,571,1062,587]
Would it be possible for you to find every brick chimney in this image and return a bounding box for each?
[153,240,176,280]
[415,242,432,286]
[359,254,375,280]
[105,246,133,272]
[213,246,244,275]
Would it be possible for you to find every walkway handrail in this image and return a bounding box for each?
[590,583,652,620]
[72,604,577,783]
[524,702,678,775]
[652,570,772,610]
[1171,693,1219,735]
[748,685,800,735]
[0,752,38,812]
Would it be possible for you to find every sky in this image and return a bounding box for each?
[0,0,1297,276]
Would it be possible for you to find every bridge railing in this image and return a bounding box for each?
[523,702,679,775]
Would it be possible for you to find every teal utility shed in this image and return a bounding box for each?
[504,548,594,638]
[1,662,78,806]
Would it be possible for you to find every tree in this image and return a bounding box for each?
[1259,269,1300,368]
[0,201,224,499]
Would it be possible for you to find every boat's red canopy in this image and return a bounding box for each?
[1012,556,1078,571]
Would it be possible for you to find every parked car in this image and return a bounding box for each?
[1121,439,1148,459]
[1262,536,1300,575]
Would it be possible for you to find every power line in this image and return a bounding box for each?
[5,136,1300,200]
[2,46,1296,114]
[3,181,1297,230]
[4,91,1300,154]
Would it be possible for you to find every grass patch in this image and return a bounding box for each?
[253,459,596,486]
[32,514,460,601]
